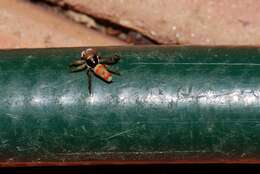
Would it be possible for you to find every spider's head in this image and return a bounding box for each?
[81,48,99,68]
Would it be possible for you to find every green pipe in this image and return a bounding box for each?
[1,46,260,164]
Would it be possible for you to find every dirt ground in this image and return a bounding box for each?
[0,0,124,49]
[49,0,260,45]
[1,0,260,48]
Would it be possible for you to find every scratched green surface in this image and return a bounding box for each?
[1,46,260,162]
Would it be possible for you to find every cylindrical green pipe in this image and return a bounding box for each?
[1,46,260,164]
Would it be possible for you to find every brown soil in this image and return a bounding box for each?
[0,0,125,49]
[47,0,260,45]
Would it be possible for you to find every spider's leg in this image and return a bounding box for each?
[87,68,92,95]
[70,64,87,72]
[99,55,120,65]
[69,60,85,67]
[103,65,120,75]
[106,66,120,75]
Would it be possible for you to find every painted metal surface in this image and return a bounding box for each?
[1,46,260,164]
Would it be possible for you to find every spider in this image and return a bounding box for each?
[69,48,120,95]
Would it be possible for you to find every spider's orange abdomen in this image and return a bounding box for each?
[94,64,112,82]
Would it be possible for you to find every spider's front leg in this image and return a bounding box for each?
[69,60,85,66]
[69,60,87,72]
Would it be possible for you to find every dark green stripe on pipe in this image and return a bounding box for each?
[1,46,260,163]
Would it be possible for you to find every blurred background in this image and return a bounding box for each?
[1,0,260,48]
